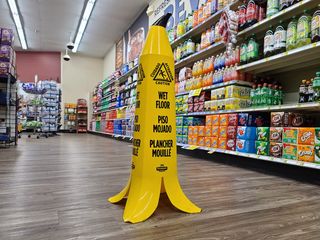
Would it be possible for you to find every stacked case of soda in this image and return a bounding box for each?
[0,28,16,78]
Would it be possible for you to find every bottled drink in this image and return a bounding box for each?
[187,13,194,31]
[260,83,269,106]
[313,72,320,102]
[311,5,320,43]
[278,85,283,105]
[240,42,247,64]
[279,0,289,11]
[272,85,278,105]
[264,26,274,57]
[238,5,247,31]
[250,84,256,106]
[274,21,287,54]
[267,0,279,17]
[258,5,266,22]
[267,83,274,105]
[298,80,308,103]
[193,9,199,27]
[256,84,262,106]
[246,0,258,27]
[307,80,314,102]
[247,35,259,63]
[186,39,195,56]
[198,4,204,24]
[296,10,312,48]
[286,17,298,50]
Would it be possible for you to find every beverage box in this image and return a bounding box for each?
[188,104,193,113]
[0,45,14,62]
[271,112,284,127]
[297,145,314,162]
[226,126,237,139]
[256,127,269,141]
[198,137,205,146]
[218,138,227,150]
[236,139,256,153]
[238,112,270,127]
[205,137,212,147]
[198,126,205,136]
[212,126,219,137]
[185,117,204,126]
[176,126,183,135]
[176,135,183,143]
[205,115,212,126]
[1,28,14,46]
[212,115,220,126]
[0,62,14,76]
[297,128,315,145]
[219,126,227,138]
[282,143,297,160]
[176,117,183,126]
[237,126,257,140]
[182,126,189,135]
[269,142,283,158]
[211,137,218,148]
[315,128,320,145]
[188,136,198,145]
[226,139,236,151]
[269,127,283,143]
[284,112,315,127]
[255,141,269,156]
[188,126,199,136]
[227,113,238,126]
[219,114,228,126]
[283,127,298,144]
[182,135,188,144]
[205,126,212,137]
[315,145,320,163]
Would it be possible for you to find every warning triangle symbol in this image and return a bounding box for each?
[137,63,145,82]
[153,63,173,82]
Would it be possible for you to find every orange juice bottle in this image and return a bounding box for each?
[198,4,204,24]
[193,9,199,27]
[208,56,214,72]
[199,60,204,76]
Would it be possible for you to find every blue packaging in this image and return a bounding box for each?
[236,139,256,153]
[182,126,188,135]
[176,126,183,135]
[176,117,183,126]
[182,135,188,144]
[237,126,257,140]
[238,113,270,127]
[176,135,183,143]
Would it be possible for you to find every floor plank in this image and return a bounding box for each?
[0,133,320,239]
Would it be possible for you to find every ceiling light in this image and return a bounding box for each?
[7,0,27,49]
[72,0,96,53]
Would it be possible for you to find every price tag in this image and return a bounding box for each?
[193,88,202,96]
[312,42,317,48]
[208,149,215,154]
[265,57,270,62]
[283,159,288,163]
[187,145,198,150]
[284,52,288,56]
[299,161,305,166]
[188,90,195,98]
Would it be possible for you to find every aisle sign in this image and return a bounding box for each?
[109,15,201,223]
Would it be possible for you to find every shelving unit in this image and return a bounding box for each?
[64,103,77,132]
[0,73,17,146]
[76,99,88,133]
[89,0,320,169]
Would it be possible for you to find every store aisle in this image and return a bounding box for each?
[1,134,320,239]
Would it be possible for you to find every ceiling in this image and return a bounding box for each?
[0,0,149,58]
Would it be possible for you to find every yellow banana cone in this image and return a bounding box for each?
[109,13,201,223]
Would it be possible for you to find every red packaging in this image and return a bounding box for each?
[226,139,236,151]
[188,104,193,113]
[187,97,193,104]
[193,103,200,112]
[238,5,247,30]
[226,126,237,139]
[198,102,204,112]
[227,114,238,126]
[258,6,265,22]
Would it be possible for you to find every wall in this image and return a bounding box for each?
[16,52,61,82]
[61,54,104,128]
[103,46,116,78]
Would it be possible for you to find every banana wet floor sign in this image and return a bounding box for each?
[108,14,201,224]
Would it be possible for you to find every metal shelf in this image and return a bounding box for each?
[170,1,240,49]
[177,143,320,170]
[118,65,138,84]
[88,129,133,140]
[177,102,320,116]
[238,0,320,39]
[176,80,253,96]
[175,42,224,70]
[237,42,320,74]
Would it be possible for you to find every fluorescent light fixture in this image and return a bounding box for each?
[7,0,27,49]
[72,0,96,53]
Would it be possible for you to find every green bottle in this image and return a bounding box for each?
[296,10,312,48]
[240,42,248,64]
[313,72,320,102]
[267,83,274,106]
[247,35,259,63]
[260,83,269,106]
[256,84,262,106]
[286,17,298,51]
[278,85,283,104]
[250,84,256,107]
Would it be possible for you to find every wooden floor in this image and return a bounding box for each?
[1,134,320,239]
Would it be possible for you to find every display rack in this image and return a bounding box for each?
[64,103,77,132]
[76,99,88,133]
[89,0,320,169]
[0,73,17,146]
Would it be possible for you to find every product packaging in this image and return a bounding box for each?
[176,126,183,135]
[297,145,314,162]
[198,137,205,146]
[271,112,284,127]
[219,126,227,138]
[226,126,237,139]
[218,138,227,149]
[269,142,283,158]
[297,128,315,145]
[227,113,238,126]
[237,126,257,140]
[283,127,298,144]
[206,115,212,126]
[182,135,188,144]
[282,143,297,160]
[315,145,320,163]
[255,141,269,156]
[211,137,219,148]
[238,112,270,126]
[219,114,228,126]
[212,115,220,126]
[284,112,314,127]
[205,126,212,137]
[315,128,320,145]
[256,127,270,141]
[198,126,205,136]
[269,127,283,143]
[1,28,14,46]
[226,138,236,151]
[236,139,256,153]
[205,137,212,147]
[182,126,189,136]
